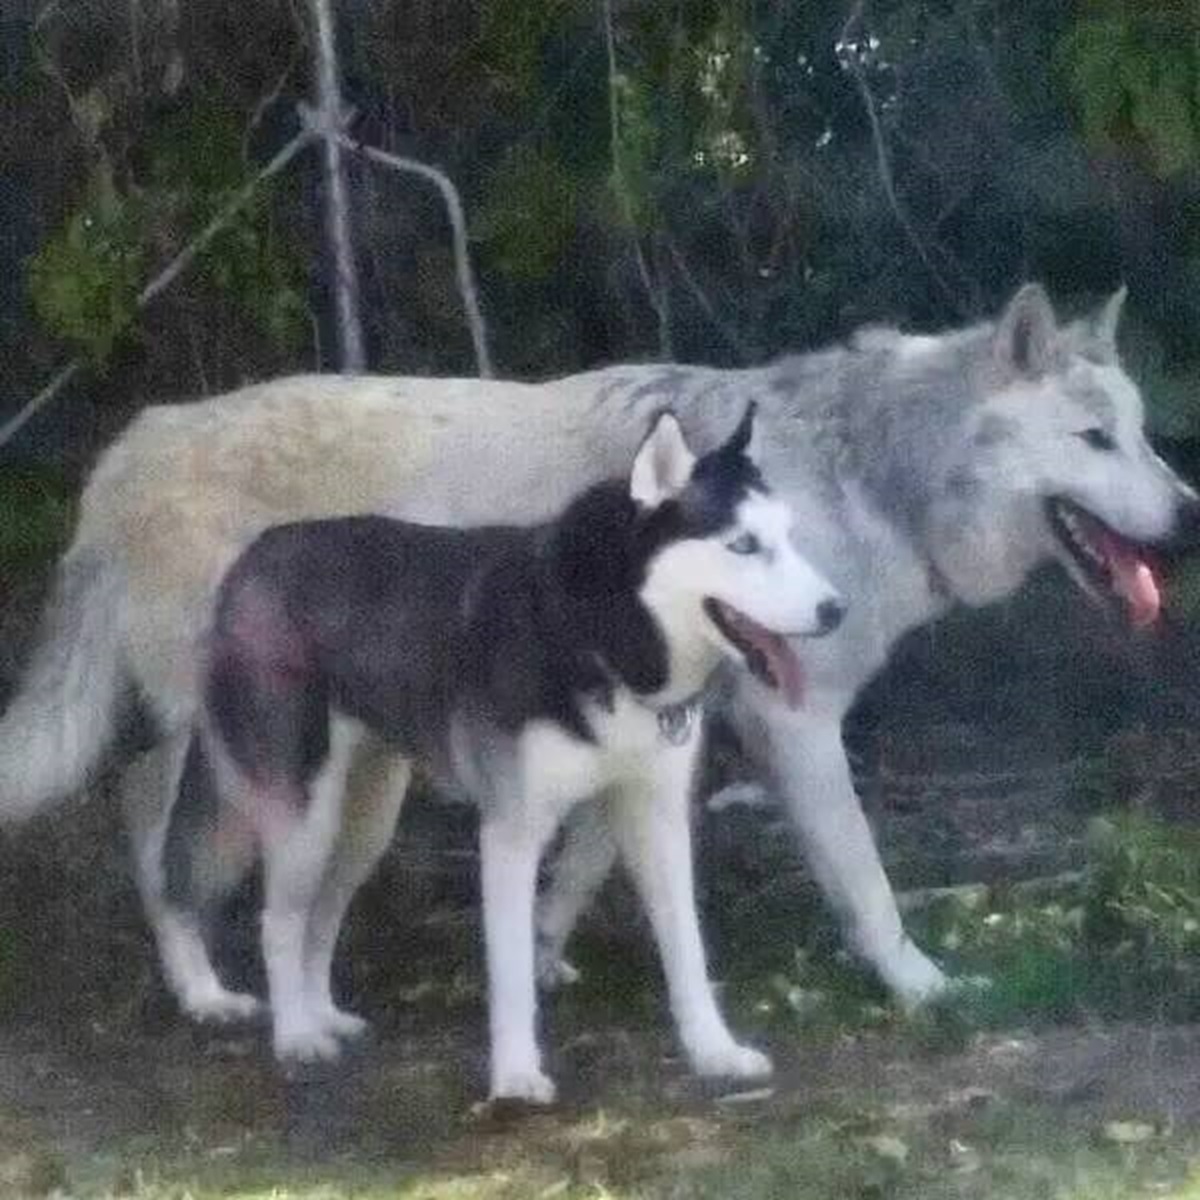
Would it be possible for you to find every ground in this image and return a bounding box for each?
[4,542,1200,1197]
[7,766,1200,1200]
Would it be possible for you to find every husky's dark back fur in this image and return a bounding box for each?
[164,423,763,905]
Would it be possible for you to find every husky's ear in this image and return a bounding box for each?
[630,410,697,508]
[722,401,761,463]
[994,283,1058,378]
[1094,283,1127,351]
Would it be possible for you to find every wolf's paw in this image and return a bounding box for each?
[185,988,263,1025]
[274,1025,342,1064]
[489,1066,557,1106]
[319,1007,370,1040]
[535,948,582,991]
[690,1040,773,1080]
[879,940,949,1012]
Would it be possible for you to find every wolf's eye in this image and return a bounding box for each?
[1079,428,1116,452]
[727,532,761,555]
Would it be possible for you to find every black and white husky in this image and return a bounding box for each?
[166,405,844,1102]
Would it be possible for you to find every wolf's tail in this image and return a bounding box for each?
[0,542,130,822]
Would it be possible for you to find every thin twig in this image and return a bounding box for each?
[137,128,313,308]
[601,0,672,358]
[839,0,966,317]
[339,134,493,378]
[664,237,752,362]
[0,363,84,450]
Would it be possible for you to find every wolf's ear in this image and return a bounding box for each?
[1094,283,1127,351]
[630,410,697,508]
[994,283,1057,378]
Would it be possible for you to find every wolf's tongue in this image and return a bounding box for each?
[1092,524,1161,628]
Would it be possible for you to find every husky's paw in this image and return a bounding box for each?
[489,1067,557,1106]
[689,1040,773,1080]
[535,950,582,991]
[274,1025,343,1064]
[185,988,263,1025]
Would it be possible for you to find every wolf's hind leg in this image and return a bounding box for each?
[534,799,619,989]
[303,734,411,1040]
[121,738,261,1024]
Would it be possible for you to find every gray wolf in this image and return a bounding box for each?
[2,282,1197,1025]
[166,406,842,1100]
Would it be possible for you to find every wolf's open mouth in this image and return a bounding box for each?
[703,599,804,707]
[1044,497,1160,628]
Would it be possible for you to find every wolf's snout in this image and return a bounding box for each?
[814,596,847,636]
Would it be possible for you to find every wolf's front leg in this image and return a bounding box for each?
[733,688,947,1008]
[480,811,557,1104]
[610,741,771,1081]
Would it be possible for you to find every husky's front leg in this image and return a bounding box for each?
[480,807,558,1104]
[734,691,947,1008]
[610,741,771,1081]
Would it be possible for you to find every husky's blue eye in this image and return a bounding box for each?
[727,532,761,555]
[1079,428,1116,452]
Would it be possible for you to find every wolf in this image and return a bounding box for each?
[2,283,1196,1026]
[167,406,842,1100]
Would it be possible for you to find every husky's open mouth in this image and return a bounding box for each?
[1044,497,1160,628]
[703,598,805,708]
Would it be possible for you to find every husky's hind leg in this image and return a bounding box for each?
[302,736,412,1040]
[121,737,261,1024]
[610,741,771,1081]
[534,799,618,988]
[250,714,362,1064]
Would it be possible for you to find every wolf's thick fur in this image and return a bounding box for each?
[4,284,1197,1018]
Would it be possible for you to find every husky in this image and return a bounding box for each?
[2,283,1197,1026]
[166,406,842,1099]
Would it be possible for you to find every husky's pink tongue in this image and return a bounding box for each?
[773,642,806,709]
[743,621,806,708]
[1095,525,1161,628]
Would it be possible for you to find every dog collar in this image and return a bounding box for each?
[656,699,700,746]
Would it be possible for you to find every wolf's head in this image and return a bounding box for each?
[631,404,844,707]
[923,284,1200,624]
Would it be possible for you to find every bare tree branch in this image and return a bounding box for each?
[309,0,366,371]
[340,135,493,378]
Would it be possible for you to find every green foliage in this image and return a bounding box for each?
[1060,2,1200,177]
[143,103,308,352]
[476,144,581,280]
[1085,813,1200,975]
[27,170,146,364]
[26,103,306,366]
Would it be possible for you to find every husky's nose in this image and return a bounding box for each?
[814,597,847,636]
[1170,495,1200,553]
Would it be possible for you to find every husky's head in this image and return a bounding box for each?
[924,284,1200,625]
[633,404,845,707]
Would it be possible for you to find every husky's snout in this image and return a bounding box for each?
[814,596,847,636]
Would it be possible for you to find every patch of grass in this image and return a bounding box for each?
[42,1098,1200,1200]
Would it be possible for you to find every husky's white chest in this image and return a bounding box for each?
[513,692,697,811]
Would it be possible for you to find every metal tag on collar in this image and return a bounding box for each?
[657,700,697,746]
